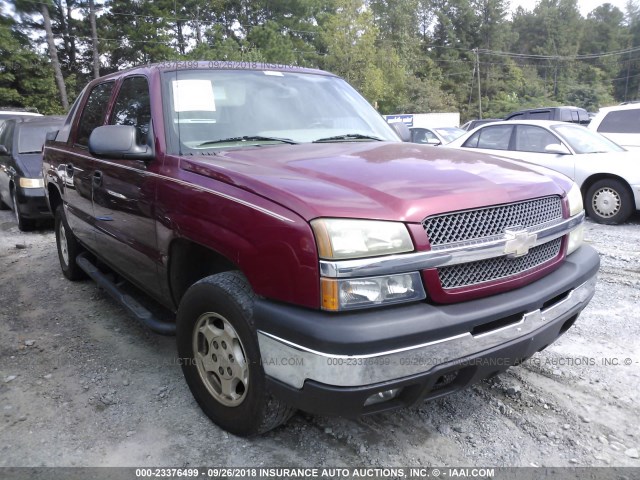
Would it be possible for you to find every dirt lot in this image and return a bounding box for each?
[0,209,639,468]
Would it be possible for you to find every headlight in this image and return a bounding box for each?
[311,218,414,260]
[566,182,584,255]
[19,177,44,189]
[567,182,583,217]
[321,272,426,311]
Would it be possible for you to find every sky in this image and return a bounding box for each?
[508,0,633,17]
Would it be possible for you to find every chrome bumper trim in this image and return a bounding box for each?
[258,276,596,389]
[319,211,584,279]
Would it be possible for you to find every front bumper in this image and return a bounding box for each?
[255,245,600,416]
[15,186,52,219]
[633,184,640,210]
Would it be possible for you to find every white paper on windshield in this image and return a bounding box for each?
[264,71,284,76]
[172,79,216,112]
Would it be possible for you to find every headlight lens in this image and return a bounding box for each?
[321,272,426,311]
[566,182,584,255]
[19,177,44,189]
[567,182,583,217]
[311,218,414,260]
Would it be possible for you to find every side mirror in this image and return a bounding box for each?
[544,143,570,155]
[390,122,411,142]
[426,138,441,146]
[89,125,154,160]
[0,145,7,155]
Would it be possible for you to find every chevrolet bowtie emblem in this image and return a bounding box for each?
[503,226,537,258]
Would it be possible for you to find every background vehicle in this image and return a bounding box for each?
[504,106,590,125]
[448,120,640,224]
[588,103,640,150]
[460,118,502,131]
[43,63,598,436]
[0,116,64,230]
[409,126,465,145]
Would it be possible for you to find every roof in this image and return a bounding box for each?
[94,61,334,83]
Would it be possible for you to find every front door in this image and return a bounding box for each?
[91,76,162,297]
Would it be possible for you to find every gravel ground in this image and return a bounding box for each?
[0,209,639,468]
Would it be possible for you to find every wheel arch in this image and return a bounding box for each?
[580,173,635,203]
[47,182,63,214]
[168,238,239,308]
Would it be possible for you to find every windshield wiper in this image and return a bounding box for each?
[313,133,384,143]
[197,136,297,147]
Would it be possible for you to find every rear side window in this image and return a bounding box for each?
[528,111,550,120]
[463,125,513,150]
[110,76,151,145]
[0,121,15,151]
[597,109,640,134]
[76,82,114,146]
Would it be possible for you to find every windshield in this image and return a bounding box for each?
[18,123,62,154]
[434,127,465,143]
[161,69,398,153]
[552,124,625,154]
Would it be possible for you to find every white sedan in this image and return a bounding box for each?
[447,120,640,224]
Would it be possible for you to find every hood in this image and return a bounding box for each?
[15,153,44,178]
[180,142,571,223]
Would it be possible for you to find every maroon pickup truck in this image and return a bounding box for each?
[43,62,599,436]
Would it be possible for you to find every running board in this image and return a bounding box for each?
[76,253,176,336]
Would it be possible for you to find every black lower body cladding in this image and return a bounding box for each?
[254,246,600,417]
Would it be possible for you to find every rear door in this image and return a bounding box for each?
[91,75,161,295]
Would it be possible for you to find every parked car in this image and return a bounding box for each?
[409,126,465,145]
[0,107,41,121]
[43,63,598,436]
[447,120,640,224]
[504,106,590,125]
[460,118,502,131]
[0,116,64,230]
[588,103,640,150]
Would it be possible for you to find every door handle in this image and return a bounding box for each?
[65,164,74,177]
[92,170,103,187]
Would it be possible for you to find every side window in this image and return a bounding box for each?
[76,82,114,146]
[514,125,561,153]
[598,109,640,134]
[57,88,86,143]
[110,76,151,145]
[528,111,549,120]
[463,130,480,148]
[471,125,513,150]
[0,121,15,151]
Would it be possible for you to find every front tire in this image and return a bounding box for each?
[585,179,633,225]
[55,205,86,280]
[177,271,294,436]
[12,188,35,231]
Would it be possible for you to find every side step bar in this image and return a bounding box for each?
[76,253,176,336]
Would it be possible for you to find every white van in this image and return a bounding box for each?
[588,103,640,149]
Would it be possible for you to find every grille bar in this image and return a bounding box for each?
[423,196,563,246]
[437,238,562,289]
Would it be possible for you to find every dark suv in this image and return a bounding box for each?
[504,106,590,125]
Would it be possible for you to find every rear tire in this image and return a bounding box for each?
[12,188,35,231]
[55,205,86,280]
[585,179,633,225]
[177,271,294,436]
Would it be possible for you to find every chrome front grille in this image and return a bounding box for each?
[423,196,563,247]
[437,238,562,289]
